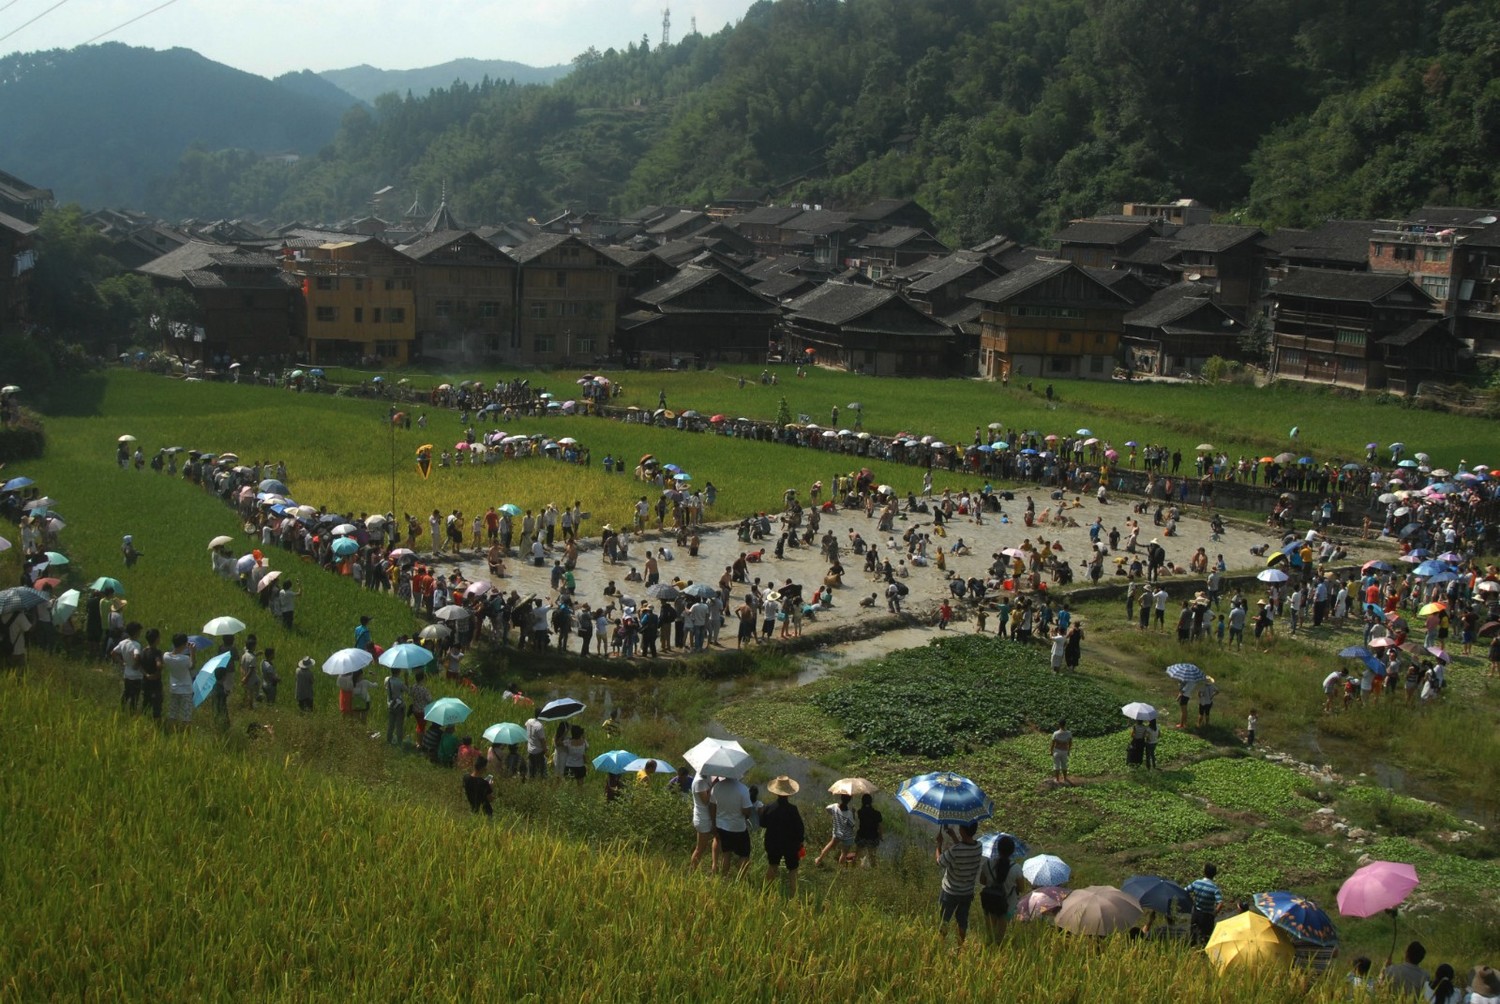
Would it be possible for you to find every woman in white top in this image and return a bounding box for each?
[978,835,1024,944]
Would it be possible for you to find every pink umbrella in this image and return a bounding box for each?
[1104,449,1119,460]
[1018,885,1069,921]
[454,441,470,451]
[1338,860,1419,954]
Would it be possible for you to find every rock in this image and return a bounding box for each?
[1315,807,1337,816]
[1357,853,1374,866]
[1347,827,1372,840]
[1331,822,1349,833]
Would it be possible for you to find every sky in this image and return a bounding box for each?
[0,0,757,77]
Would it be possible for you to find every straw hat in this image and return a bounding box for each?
[766,775,800,797]
[297,656,316,670]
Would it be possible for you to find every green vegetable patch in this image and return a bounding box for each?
[1361,837,1500,898]
[1184,758,1319,817]
[1135,831,1343,898]
[1080,782,1226,852]
[998,727,1213,777]
[813,635,1122,757]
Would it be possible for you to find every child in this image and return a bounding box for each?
[938,600,953,630]
[1215,614,1226,646]
[1246,708,1258,747]
[260,648,279,704]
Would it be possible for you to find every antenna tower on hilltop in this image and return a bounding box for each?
[662,7,671,46]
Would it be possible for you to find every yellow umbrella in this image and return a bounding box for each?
[1416,602,1446,617]
[1205,912,1294,974]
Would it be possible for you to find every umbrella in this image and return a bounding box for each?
[202,615,246,636]
[978,832,1031,859]
[0,536,8,552]
[258,479,289,494]
[538,697,587,721]
[1053,886,1142,936]
[1251,891,1339,948]
[331,523,359,536]
[418,623,451,641]
[897,772,993,826]
[1478,582,1500,597]
[0,385,16,393]
[1337,860,1419,952]
[0,586,48,615]
[387,548,415,563]
[1274,452,1296,464]
[378,643,434,669]
[424,697,472,726]
[193,651,233,708]
[43,551,69,565]
[322,648,373,676]
[52,588,81,621]
[1196,443,1214,451]
[684,583,717,600]
[484,722,527,745]
[682,737,753,779]
[1257,568,1289,583]
[647,583,680,601]
[1362,560,1394,573]
[1122,875,1192,915]
[89,576,125,596]
[1121,702,1158,722]
[499,503,523,517]
[117,434,137,443]
[434,604,471,622]
[1416,601,1446,617]
[331,538,359,558]
[464,581,493,599]
[2,476,34,491]
[592,749,638,773]
[1022,854,1072,887]
[234,554,258,575]
[1205,912,1294,973]
[624,757,673,774]
[1018,886,1068,921]
[1166,663,1205,685]
[828,777,878,797]
[255,570,282,592]
[1479,620,1500,638]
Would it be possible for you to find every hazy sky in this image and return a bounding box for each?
[0,0,756,77]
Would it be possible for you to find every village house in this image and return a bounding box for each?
[0,210,38,331]
[1121,281,1243,377]
[781,281,954,376]
[1447,220,1500,359]
[137,240,301,364]
[507,233,619,365]
[1366,206,1498,314]
[0,169,52,224]
[398,230,517,363]
[616,264,780,366]
[969,260,1134,381]
[279,236,418,365]
[1051,219,1164,268]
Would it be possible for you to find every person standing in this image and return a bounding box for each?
[1382,941,1429,997]
[139,627,164,721]
[1186,862,1224,945]
[710,774,755,878]
[979,835,1023,945]
[111,621,144,712]
[163,634,195,730]
[854,793,883,867]
[761,775,805,895]
[294,656,315,711]
[239,634,261,711]
[935,822,983,947]
[524,714,548,779]
[463,757,494,817]
[354,615,373,653]
[1050,719,1073,785]
[1143,717,1160,770]
[689,770,718,872]
[383,666,407,746]
[813,793,856,867]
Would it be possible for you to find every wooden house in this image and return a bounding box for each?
[279,237,418,365]
[399,230,517,363]
[137,240,301,364]
[617,265,780,366]
[1122,282,1243,377]
[969,260,1133,381]
[1052,220,1161,268]
[508,234,619,365]
[781,282,954,376]
[0,210,37,331]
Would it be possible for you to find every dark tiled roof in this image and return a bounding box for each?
[1173,224,1264,253]
[1052,220,1155,247]
[1262,221,1377,265]
[781,210,852,233]
[785,282,942,334]
[0,209,37,236]
[1379,316,1461,347]
[645,209,710,236]
[138,240,283,281]
[753,273,818,299]
[1124,283,1232,329]
[969,259,1136,308]
[730,206,803,226]
[850,198,925,223]
[1403,206,1500,228]
[906,257,996,294]
[617,309,662,330]
[1117,238,1182,266]
[1271,268,1428,304]
[399,229,512,263]
[969,235,1018,255]
[508,233,576,264]
[635,265,775,313]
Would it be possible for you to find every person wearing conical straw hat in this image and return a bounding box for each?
[761,776,804,895]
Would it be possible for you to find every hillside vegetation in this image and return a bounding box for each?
[135,0,1500,239]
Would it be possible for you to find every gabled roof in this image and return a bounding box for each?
[1271,269,1430,304]
[781,209,852,233]
[754,273,819,299]
[969,235,1019,255]
[645,209,710,236]
[1379,316,1463,347]
[1124,283,1237,330]
[1117,237,1182,267]
[716,186,771,204]
[0,209,37,236]
[857,226,945,251]
[1173,224,1264,254]
[137,240,296,290]
[399,230,515,265]
[507,233,598,265]
[1053,220,1156,247]
[729,205,804,227]
[904,255,998,295]
[635,265,778,314]
[850,199,931,226]
[1262,221,1378,266]
[968,260,1135,307]
[1401,206,1500,228]
[785,282,949,336]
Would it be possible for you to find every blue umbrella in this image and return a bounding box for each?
[897,772,993,826]
[0,586,48,615]
[331,537,359,558]
[591,749,638,774]
[1166,663,1205,685]
[187,635,216,652]
[1398,524,1422,538]
[193,651,232,707]
[483,722,526,745]
[259,479,289,494]
[309,368,324,377]
[624,757,674,774]
[979,832,1031,859]
[378,642,434,670]
[1122,874,1192,915]
[1251,891,1339,948]
[424,697,472,727]
[1427,482,1458,494]
[1425,571,1459,585]
[2,476,34,491]
[1339,647,1385,674]
[1412,561,1449,577]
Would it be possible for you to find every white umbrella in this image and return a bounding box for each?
[365,514,389,528]
[53,588,81,621]
[322,648,373,676]
[1257,568,1289,583]
[202,615,246,636]
[1121,702,1157,722]
[434,605,471,622]
[117,434,137,443]
[207,535,234,550]
[331,524,358,536]
[683,737,754,779]
[419,623,452,640]
[235,554,258,574]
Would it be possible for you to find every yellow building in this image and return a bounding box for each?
[281,238,418,365]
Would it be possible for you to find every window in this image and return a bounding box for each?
[354,279,364,291]
[1426,247,1448,263]
[1422,276,1450,299]
[556,301,582,318]
[478,301,500,318]
[1057,332,1073,345]
[374,340,400,359]
[400,279,413,290]
[384,279,394,290]
[529,302,548,319]
[434,300,452,318]
[1336,329,1365,347]
[387,308,405,323]
[315,306,338,322]
[1394,246,1416,261]
[575,337,594,353]
[1048,357,1072,372]
[555,271,568,287]
[315,276,334,290]
[1090,355,1106,373]
[372,308,382,323]
[533,335,555,353]
[353,307,363,323]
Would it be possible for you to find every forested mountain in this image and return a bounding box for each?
[0,44,349,210]
[22,1,1500,240]
[318,58,570,104]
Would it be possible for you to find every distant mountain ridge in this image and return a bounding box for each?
[0,43,350,209]
[319,58,570,102]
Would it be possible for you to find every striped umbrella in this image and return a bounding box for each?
[1166,663,1206,685]
[897,772,993,826]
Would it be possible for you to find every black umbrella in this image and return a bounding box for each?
[1122,874,1192,915]
[646,583,680,601]
[537,698,586,721]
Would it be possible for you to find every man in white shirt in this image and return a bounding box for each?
[525,716,548,778]
[163,633,195,729]
[709,776,754,877]
[111,622,144,713]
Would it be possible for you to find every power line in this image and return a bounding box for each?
[82,0,184,45]
[0,0,72,46]
[0,1,26,17]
